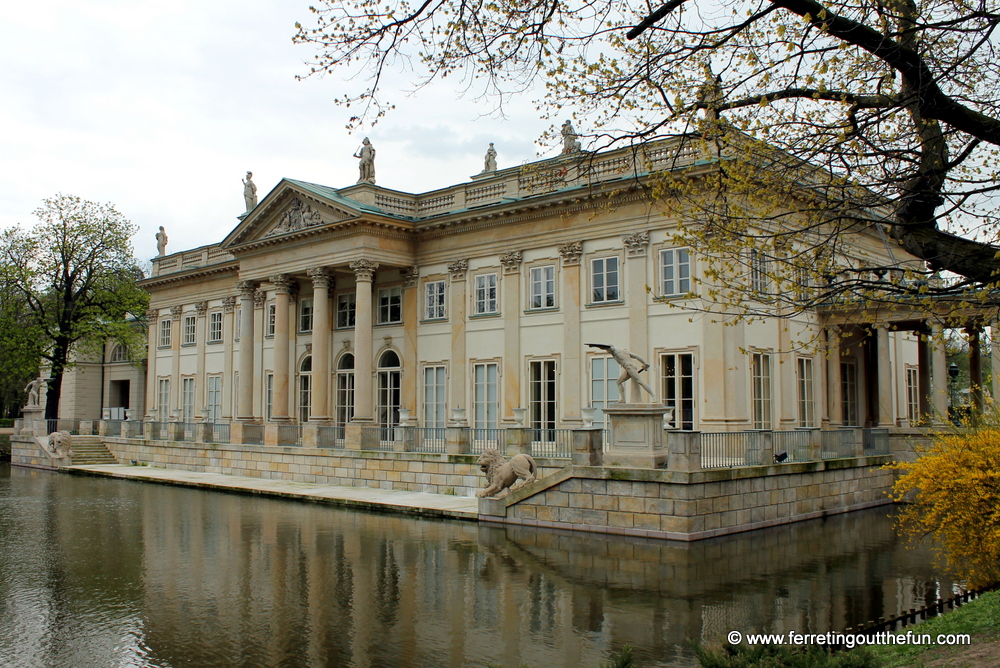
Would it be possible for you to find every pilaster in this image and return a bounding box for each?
[558,243,583,423]
[501,252,522,422]
[307,268,333,422]
[448,259,468,416]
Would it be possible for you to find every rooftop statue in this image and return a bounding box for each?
[24,377,44,407]
[354,137,376,184]
[561,120,582,154]
[155,226,168,257]
[586,343,656,402]
[242,171,258,213]
[483,142,497,173]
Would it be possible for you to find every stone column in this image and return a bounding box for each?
[877,325,894,427]
[930,323,949,424]
[448,260,468,415]
[349,259,378,427]
[221,296,236,418]
[502,251,525,422]
[144,308,158,420]
[169,305,182,419]
[400,266,419,419]
[622,232,650,400]
[236,281,257,421]
[557,243,582,422]
[252,287,266,417]
[968,324,984,413]
[194,301,208,419]
[307,268,333,422]
[826,327,843,427]
[269,274,294,421]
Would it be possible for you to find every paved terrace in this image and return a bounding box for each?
[63,464,478,520]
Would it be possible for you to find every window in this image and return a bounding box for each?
[751,352,772,430]
[234,308,241,341]
[337,293,356,328]
[796,358,815,428]
[529,360,557,433]
[423,366,447,429]
[749,249,770,293]
[265,373,274,421]
[529,266,555,309]
[336,354,355,437]
[299,356,312,422]
[591,257,620,303]
[266,304,276,337]
[425,280,446,320]
[661,248,691,297]
[377,287,402,324]
[299,298,313,333]
[473,363,499,429]
[157,378,170,421]
[208,312,223,343]
[377,351,401,438]
[159,319,172,347]
[661,353,695,430]
[206,376,222,422]
[109,344,128,363]
[181,377,195,422]
[591,357,621,428]
[906,367,920,424]
[841,361,859,426]
[474,274,498,314]
[182,315,196,345]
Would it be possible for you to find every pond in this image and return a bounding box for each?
[0,463,954,667]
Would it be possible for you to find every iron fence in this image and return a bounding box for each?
[361,426,389,450]
[45,419,80,435]
[149,421,170,440]
[528,428,573,459]
[701,431,767,468]
[822,429,857,459]
[211,422,231,444]
[863,428,891,455]
[469,428,505,454]
[410,427,447,453]
[276,424,302,446]
[242,424,264,445]
[773,429,812,462]
[317,425,344,449]
[104,420,123,437]
[123,421,144,439]
[176,422,198,442]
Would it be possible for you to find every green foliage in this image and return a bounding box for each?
[694,644,879,668]
[0,419,14,427]
[600,645,634,668]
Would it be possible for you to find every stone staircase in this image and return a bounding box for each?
[68,436,118,465]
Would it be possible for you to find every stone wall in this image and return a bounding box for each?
[102,437,565,497]
[9,435,59,470]
[479,456,894,541]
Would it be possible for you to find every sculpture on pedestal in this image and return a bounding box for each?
[24,377,44,407]
[242,171,258,213]
[155,226,168,256]
[586,343,656,402]
[354,137,376,184]
[561,120,582,154]
[483,143,497,173]
[476,449,537,498]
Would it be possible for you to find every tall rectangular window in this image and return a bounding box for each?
[265,373,274,421]
[266,304,276,336]
[749,249,769,293]
[299,373,311,423]
[337,293,356,328]
[336,369,355,435]
[423,366,447,429]
[529,266,555,309]
[661,248,691,296]
[906,367,920,424]
[751,352,772,430]
[208,311,223,343]
[529,360,557,432]
[796,357,815,428]
[474,274,498,314]
[159,319,172,347]
[182,315,196,345]
[425,280,446,320]
[591,357,621,428]
[841,361,859,426]
[157,378,170,421]
[299,298,313,332]
[473,363,499,429]
[181,377,195,422]
[662,352,695,430]
[377,286,402,324]
[206,376,222,422]
[591,257,619,302]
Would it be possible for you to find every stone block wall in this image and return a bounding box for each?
[480,457,894,541]
[102,438,565,497]
[9,435,59,470]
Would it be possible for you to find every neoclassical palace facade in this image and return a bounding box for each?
[63,138,997,441]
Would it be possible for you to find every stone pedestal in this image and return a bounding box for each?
[445,426,470,454]
[505,428,530,457]
[602,403,669,469]
[572,428,603,466]
[21,406,44,436]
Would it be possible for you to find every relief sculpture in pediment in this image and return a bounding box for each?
[266,198,324,237]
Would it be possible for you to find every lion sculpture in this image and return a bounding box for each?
[476,448,537,498]
[47,430,73,459]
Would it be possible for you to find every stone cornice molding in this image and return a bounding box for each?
[194,301,209,317]
[306,267,333,289]
[222,296,236,313]
[499,251,523,275]
[269,273,294,294]
[400,266,420,287]
[558,242,584,266]
[621,231,650,257]
[350,259,379,282]
[253,289,267,308]
[170,305,183,321]
[448,259,469,281]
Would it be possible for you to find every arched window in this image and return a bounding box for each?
[298,356,312,423]
[335,353,355,439]
[109,344,128,363]
[377,350,401,440]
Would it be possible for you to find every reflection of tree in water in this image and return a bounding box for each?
[374,540,400,626]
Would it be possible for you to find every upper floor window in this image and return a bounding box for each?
[299,298,313,333]
[377,287,402,324]
[208,312,223,343]
[591,257,619,303]
[474,273,498,315]
[266,303,276,337]
[182,315,196,345]
[159,319,172,348]
[751,352,773,430]
[337,293,356,328]
[529,265,555,309]
[796,357,815,428]
[749,249,770,294]
[661,248,691,297]
[425,280,446,320]
[109,344,128,363]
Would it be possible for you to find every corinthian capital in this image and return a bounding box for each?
[350,259,379,282]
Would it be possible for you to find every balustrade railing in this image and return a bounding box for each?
[316,425,343,449]
[527,428,574,459]
[123,421,144,439]
[176,422,197,442]
[45,419,80,435]
[701,431,766,468]
[822,429,858,459]
[104,420,123,437]
[242,424,264,445]
[772,429,812,462]
[360,426,387,450]
[410,427,447,453]
[863,428,891,456]
[469,428,505,454]
[211,422,231,444]
[149,421,170,440]
[276,424,302,446]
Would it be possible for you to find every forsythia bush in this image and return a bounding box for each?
[888,426,1000,588]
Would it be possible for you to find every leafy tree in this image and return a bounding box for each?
[0,289,43,418]
[888,418,1000,588]
[0,194,149,420]
[294,0,1000,316]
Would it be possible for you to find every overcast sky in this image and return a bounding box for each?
[0,0,553,261]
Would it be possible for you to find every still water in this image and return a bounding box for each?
[0,463,954,668]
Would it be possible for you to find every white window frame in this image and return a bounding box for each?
[182,315,196,345]
[206,375,222,422]
[298,357,312,423]
[590,356,621,428]
[473,362,499,429]
[159,319,172,348]
[265,373,274,421]
[181,377,195,422]
[749,249,770,294]
[109,344,128,363]
[751,352,772,430]
[661,352,696,430]
[474,273,499,315]
[529,265,556,310]
[299,298,314,333]
[157,378,170,421]
[529,359,557,432]
[265,303,276,337]
[841,361,859,426]
[906,366,920,424]
[336,355,355,436]
[796,357,815,428]
[591,256,620,303]
[336,293,356,328]
[661,248,691,297]
[423,365,447,429]
[208,311,223,343]
[424,280,446,320]
[377,286,402,325]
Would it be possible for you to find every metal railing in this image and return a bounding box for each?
[123,421,144,439]
[276,424,302,446]
[863,428,891,455]
[361,426,390,450]
[211,422,231,444]
[176,422,197,442]
[773,429,812,462]
[45,419,80,435]
[822,429,857,459]
[104,420,123,437]
[701,431,767,468]
[149,422,170,440]
[469,428,505,454]
[528,428,574,459]
[410,427,447,453]
[317,425,344,449]
[242,424,264,445]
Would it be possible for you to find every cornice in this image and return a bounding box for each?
[139,261,239,289]
[226,217,414,254]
